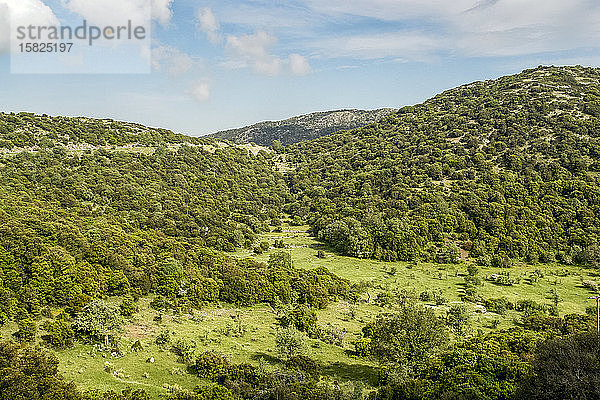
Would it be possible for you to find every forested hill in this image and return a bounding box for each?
[0,112,201,149]
[209,108,397,146]
[286,65,600,266]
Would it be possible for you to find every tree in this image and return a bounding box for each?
[41,320,75,349]
[520,332,600,399]
[167,384,234,400]
[271,140,284,153]
[446,304,471,335]
[275,326,307,360]
[288,304,317,332]
[12,318,37,343]
[119,296,137,317]
[72,299,124,345]
[0,341,81,400]
[368,302,448,367]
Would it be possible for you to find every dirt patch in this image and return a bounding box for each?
[124,323,157,339]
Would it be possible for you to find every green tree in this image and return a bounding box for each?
[0,341,81,400]
[12,318,37,343]
[368,302,448,367]
[119,296,137,317]
[72,299,124,345]
[275,326,307,360]
[41,320,75,349]
[520,332,600,399]
[446,304,471,335]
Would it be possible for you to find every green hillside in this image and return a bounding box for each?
[287,65,600,266]
[2,66,600,400]
[0,112,200,149]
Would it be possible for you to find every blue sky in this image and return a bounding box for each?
[1,0,599,136]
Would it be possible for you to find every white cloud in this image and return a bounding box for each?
[300,0,600,60]
[288,54,310,75]
[187,80,211,102]
[0,0,59,54]
[196,7,221,44]
[63,0,173,26]
[311,31,443,61]
[225,30,283,75]
[152,45,195,76]
[302,0,475,21]
[151,0,173,26]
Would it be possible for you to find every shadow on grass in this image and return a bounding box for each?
[251,352,379,385]
[320,360,379,386]
[250,352,283,366]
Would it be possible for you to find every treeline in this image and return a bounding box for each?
[285,66,600,266]
[0,141,328,323]
[0,112,200,148]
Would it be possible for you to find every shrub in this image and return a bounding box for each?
[275,326,307,360]
[120,296,138,317]
[285,355,319,377]
[194,351,230,380]
[171,339,197,364]
[12,318,36,342]
[155,330,171,347]
[289,304,317,332]
[41,319,75,348]
[353,337,373,358]
[446,304,471,335]
[310,323,346,346]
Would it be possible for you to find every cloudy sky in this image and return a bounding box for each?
[0,0,599,136]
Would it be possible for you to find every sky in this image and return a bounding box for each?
[0,0,599,136]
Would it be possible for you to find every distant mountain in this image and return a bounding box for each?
[209,108,398,146]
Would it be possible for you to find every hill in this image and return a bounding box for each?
[286,65,600,266]
[2,65,600,400]
[209,108,397,146]
[0,112,201,150]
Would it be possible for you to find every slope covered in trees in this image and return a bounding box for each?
[0,112,200,149]
[286,66,600,266]
[2,65,600,400]
[210,108,397,146]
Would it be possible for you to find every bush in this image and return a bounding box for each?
[446,304,470,335]
[310,323,346,346]
[275,326,307,360]
[484,297,514,315]
[194,351,230,380]
[285,355,319,377]
[12,318,36,342]
[41,319,75,348]
[289,304,317,332]
[519,333,600,399]
[353,337,373,357]
[155,330,171,347]
[171,339,197,364]
[168,384,234,400]
[120,296,138,317]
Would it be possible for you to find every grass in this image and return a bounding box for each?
[2,224,597,398]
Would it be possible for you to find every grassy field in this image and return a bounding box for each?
[1,225,597,398]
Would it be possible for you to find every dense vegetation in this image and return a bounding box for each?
[2,66,600,399]
[0,113,200,149]
[210,109,397,146]
[286,66,600,266]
